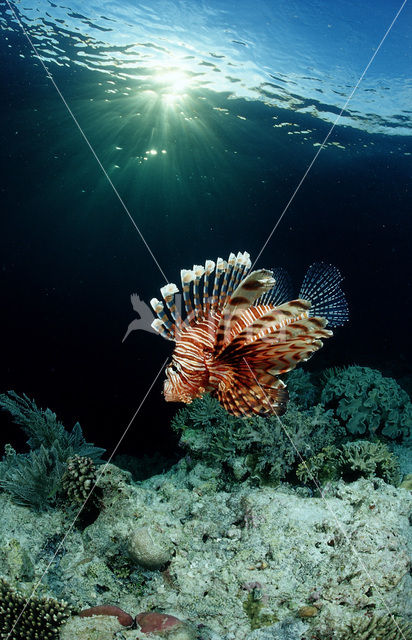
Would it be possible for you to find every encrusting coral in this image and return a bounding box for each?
[0,577,70,640]
[321,366,412,441]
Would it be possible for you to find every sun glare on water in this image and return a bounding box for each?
[153,68,191,106]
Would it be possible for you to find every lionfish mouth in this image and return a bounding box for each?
[163,381,191,403]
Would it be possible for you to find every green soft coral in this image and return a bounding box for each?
[321,366,412,441]
[297,440,401,487]
[171,395,342,485]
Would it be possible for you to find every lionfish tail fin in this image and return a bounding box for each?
[299,263,349,328]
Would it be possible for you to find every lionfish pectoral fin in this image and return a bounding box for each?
[216,378,288,417]
[214,269,276,353]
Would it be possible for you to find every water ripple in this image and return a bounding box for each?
[1,0,411,136]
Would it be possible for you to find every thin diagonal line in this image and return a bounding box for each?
[4,0,168,284]
[242,357,408,640]
[252,0,408,270]
[5,357,169,640]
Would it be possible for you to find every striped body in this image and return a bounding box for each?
[146,251,348,417]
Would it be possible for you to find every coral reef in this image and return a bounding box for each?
[0,577,70,639]
[0,376,410,640]
[297,440,401,487]
[285,369,320,409]
[340,613,412,639]
[171,394,343,485]
[0,462,410,640]
[61,455,100,508]
[0,392,105,511]
[321,366,412,441]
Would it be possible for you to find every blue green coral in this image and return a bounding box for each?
[321,366,412,441]
[285,369,320,408]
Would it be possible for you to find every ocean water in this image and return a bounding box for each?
[0,0,411,458]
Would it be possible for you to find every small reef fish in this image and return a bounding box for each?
[146,251,348,417]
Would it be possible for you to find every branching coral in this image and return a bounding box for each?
[341,613,412,640]
[0,577,70,639]
[338,441,401,485]
[61,455,100,509]
[321,366,412,441]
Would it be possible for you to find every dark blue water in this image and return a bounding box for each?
[1,0,411,458]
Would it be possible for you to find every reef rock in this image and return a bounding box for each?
[0,461,410,640]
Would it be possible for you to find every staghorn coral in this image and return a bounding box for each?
[171,394,342,485]
[321,366,412,441]
[0,577,70,640]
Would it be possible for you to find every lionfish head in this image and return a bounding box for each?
[163,358,205,404]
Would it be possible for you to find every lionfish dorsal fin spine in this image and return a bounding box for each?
[151,318,174,341]
[202,259,215,315]
[225,252,243,300]
[211,258,226,312]
[233,251,251,291]
[192,265,205,320]
[160,282,181,333]
[218,252,236,308]
[180,269,195,321]
[150,297,175,339]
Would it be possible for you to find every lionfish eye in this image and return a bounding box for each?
[170,362,179,373]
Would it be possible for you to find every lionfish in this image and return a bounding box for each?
[146,251,348,417]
